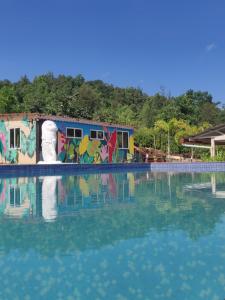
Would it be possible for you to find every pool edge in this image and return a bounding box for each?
[1,162,225,177]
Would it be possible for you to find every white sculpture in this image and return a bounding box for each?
[38,120,61,164]
[42,176,61,222]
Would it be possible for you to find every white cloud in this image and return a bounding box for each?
[206,43,216,52]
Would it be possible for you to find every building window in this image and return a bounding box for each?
[10,128,20,149]
[90,130,104,140]
[117,131,129,149]
[66,128,83,139]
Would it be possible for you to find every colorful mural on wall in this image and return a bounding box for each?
[0,115,36,164]
[0,114,134,164]
[57,123,134,164]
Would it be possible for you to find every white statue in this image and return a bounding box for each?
[38,120,61,164]
[42,176,61,222]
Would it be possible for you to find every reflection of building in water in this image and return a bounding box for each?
[42,176,61,222]
[184,173,225,199]
[0,177,36,218]
[0,172,137,220]
[57,173,136,214]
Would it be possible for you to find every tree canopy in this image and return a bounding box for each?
[0,73,224,156]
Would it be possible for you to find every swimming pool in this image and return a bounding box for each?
[0,170,225,300]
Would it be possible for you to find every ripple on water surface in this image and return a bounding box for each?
[0,171,225,300]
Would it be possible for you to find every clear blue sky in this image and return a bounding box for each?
[0,0,225,102]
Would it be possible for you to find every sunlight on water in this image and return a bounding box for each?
[0,171,225,300]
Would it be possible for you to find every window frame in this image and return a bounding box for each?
[117,130,129,149]
[9,128,21,149]
[66,127,83,139]
[90,129,105,140]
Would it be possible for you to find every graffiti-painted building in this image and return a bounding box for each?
[0,113,134,164]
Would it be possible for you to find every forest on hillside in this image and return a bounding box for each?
[0,73,225,158]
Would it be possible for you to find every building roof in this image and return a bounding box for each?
[182,123,225,145]
[0,113,133,130]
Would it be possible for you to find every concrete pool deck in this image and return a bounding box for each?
[1,162,225,177]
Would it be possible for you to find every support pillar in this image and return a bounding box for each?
[210,138,215,158]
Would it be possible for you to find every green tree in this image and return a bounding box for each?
[134,127,155,147]
[60,84,100,119]
[93,106,118,124]
[0,86,18,113]
[139,94,167,127]
[0,72,223,158]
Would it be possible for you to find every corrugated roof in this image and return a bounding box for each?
[0,113,133,130]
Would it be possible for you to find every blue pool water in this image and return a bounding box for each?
[0,170,225,300]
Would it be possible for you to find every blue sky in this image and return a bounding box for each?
[0,0,225,102]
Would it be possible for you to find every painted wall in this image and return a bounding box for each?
[0,115,134,164]
[55,120,134,163]
[0,115,36,164]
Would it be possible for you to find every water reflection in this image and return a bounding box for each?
[0,177,36,218]
[184,172,225,198]
[0,171,224,240]
[0,172,136,221]
[0,171,225,300]
[42,176,61,222]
